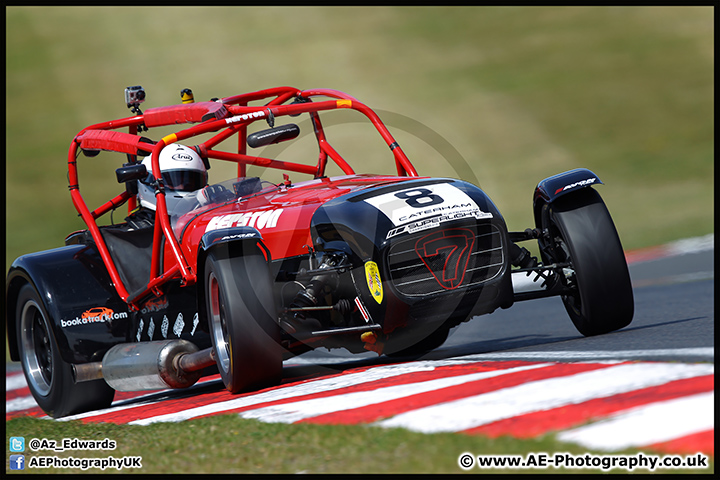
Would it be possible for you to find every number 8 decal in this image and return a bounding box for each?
[394,188,443,208]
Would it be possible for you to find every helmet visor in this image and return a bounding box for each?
[161,170,208,192]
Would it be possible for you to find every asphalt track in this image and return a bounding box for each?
[6,234,714,457]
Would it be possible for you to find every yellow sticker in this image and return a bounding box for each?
[336,99,352,108]
[365,261,383,304]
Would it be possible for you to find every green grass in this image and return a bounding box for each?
[5,6,714,474]
[5,6,713,272]
[5,415,712,474]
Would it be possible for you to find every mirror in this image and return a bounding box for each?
[247,124,300,148]
[116,163,148,183]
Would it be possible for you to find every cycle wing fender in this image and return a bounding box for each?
[532,168,603,227]
[6,244,130,365]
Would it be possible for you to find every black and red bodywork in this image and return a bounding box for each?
[6,86,603,370]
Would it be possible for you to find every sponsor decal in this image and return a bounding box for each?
[161,315,169,339]
[555,177,596,195]
[387,209,491,239]
[136,312,198,340]
[398,202,476,223]
[173,313,185,337]
[365,261,384,304]
[190,313,200,336]
[172,152,195,162]
[61,307,128,328]
[205,209,283,233]
[354,297,371,323]
[219,232,259,241]
[225,110,266,125]
[141,296,169,314]
[147,318,155,340]
[415,229,475,290]
[365,183,492,238]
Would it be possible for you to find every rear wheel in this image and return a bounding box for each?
[16,284,115,418]
[205,244,282,393]
[540,188,633,336]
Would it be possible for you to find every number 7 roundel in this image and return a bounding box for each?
[414,228,475,289]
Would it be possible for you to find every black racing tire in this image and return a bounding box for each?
[540,188,634,336]
[205,243,282,393]
[16,283,115,418]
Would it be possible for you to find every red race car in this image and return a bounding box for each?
[6,86,633,418]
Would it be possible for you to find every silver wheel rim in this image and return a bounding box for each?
[20,299,53,396]
[208,272,231,374]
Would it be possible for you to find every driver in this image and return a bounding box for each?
[127,143,209,229]
[137,143,209,212]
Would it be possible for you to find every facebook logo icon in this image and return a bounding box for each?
[10,454,25,470]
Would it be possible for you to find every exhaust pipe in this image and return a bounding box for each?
[72,340,216,391]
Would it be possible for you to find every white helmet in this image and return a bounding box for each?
[137,144,208,211]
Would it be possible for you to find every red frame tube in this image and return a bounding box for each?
[91,191,133,220]
[67,86,419,308]
[205,149,319,176]
[68,142,132,302]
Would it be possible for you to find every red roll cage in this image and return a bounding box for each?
[67,87,419,309]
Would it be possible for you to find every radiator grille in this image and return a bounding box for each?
[387,224,504,297]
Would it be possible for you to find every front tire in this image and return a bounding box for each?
[540,188,633,336]
[16,283,115,418]
[205,243,283,393]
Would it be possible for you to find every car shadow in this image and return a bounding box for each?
[280,332,580,381]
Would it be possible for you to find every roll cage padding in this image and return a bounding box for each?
[143,101,229,127]
[76,130,155,156]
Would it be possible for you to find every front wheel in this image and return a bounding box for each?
[540,188,634,336]
[205,243,283,393]
[16,283,115,418]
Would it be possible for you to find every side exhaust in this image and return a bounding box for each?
[72,340,216,391]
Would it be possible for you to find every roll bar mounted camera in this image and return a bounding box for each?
[125,85,147,132]
[125,85,146,115]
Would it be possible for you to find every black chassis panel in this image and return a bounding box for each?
[6,242,210,366]
[310,177,514,335]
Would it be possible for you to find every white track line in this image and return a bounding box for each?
[56,377,223,422]
[456,348,714,361]
[376,362,714,433]
[557,392,714,450]
[129,361,445,425]
[6,396,41,413]
[238,363,550,424]
[666,234,714,256]
[6,373,28,391]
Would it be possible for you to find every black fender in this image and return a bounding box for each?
[195,226,272,332]
[6,244,131,364]
[199,226,265,253]
[310,177,514,331]
[533,168,602,228]
[198,226,270,268]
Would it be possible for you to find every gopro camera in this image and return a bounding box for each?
[125,85,146,108]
